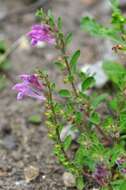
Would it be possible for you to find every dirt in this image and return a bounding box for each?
[0,0,115,189]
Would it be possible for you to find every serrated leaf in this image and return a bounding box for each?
[81,76,95,91]
[59,89,71,97]
[63,135,72,151]
[70,50,80,72]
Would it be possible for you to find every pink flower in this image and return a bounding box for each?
[116,156,126,175]
[92,163,110,186]
[27,24,56,46]
[12,74,46,101]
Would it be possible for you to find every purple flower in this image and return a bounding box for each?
[116,156,126,165]
[12,74,46,101]
[27,24,56,46]
[116,156,126,175]
[92,163,110,186]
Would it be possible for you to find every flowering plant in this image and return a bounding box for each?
[13,1,126,189]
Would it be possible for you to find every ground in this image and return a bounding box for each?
[0,0,116,189]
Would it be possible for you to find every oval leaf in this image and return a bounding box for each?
[81,76,95,90]
[59,89,71,97]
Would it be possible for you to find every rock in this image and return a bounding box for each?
[24,165,39,183]
[60,125,79,142]
[2,135,17,150]
[62,172,75,187]
[81,61,108,88]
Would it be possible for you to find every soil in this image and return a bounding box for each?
[0,0,117,190]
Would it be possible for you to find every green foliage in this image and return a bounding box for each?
[76,176,85,190]
[65,32,73,46]
[59,89,71,97]
[23,4,126,190]
[28,114,42,125]
[103,60,126,89]
[70,50,80,73]
[0,41,11,90]
[81,76,95,90]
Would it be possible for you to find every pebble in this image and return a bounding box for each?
[24,165,39,183]
[62,172,75,187]
[2,135,17,150]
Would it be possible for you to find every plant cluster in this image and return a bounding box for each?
[12,1,126,189]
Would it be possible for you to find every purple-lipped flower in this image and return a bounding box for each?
[27,24,56,46]
[92,163,110,186]
[12,74,46,101]
[116,156,126,175]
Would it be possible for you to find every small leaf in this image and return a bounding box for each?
[59,89,71,97]
[53,61,65,70]
[63,135,72,151]
[108,98,118,111]
[28,114,42,125]
[103,60,126,88]
[81,76,95,90]
[70,50,80,72]
[76,176,85,190]
[58,17,62,31]
[80,17,124,45]
[65,32,73,46]
[91,93,108,109]
[89,112,100,125]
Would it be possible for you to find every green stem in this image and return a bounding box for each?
[44,75,73,162]
[61,45,78,97]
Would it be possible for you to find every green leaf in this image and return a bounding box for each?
[59,89,71,97]
[74,146,85,167]
[53,61,65,70]
[76,176,85,190]
[0,41,6,54]
[81,76,95,91]
[80,17,124,45]
[108,98,118,111]
[91,93,108,109]
[35,8,45,19]
[0,75,7,91]
[111,179,126,190]
[103,60,126,89]
[65,32,73,46]
[89,112,100,125]
[63,135,72,151]
[109,0,119,11]
[119,111,126,131]
[70,50,80,72]
[58,17,62,31]
[28,114,42,125]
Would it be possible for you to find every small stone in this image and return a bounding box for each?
[2,135,17,150]
[24,165,39,183]
[0,168,8,177]
[62,172,75,187]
